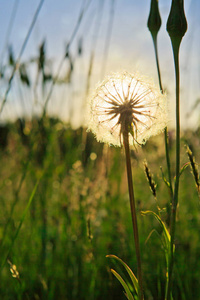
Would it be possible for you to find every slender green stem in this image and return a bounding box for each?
[166,39,181,300]
[152,34,173,199]
[164,127,173,199]
[151,33,174,297]
[123,130,144,300]
[152,35,162,93]
[0,0,45,115]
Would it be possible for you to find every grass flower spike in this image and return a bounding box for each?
[87,71,167,147]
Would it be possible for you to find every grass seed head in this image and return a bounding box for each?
[186,145,200,191]
[144,160,157,198]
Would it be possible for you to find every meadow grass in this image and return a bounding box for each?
[0,119,199,299]
[0,1,199,299]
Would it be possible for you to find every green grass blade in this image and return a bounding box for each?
[141,210,171,251]
[107,254,138,295]
[110,269,135,300]
[0,180,39,272]
[160,167,171,190]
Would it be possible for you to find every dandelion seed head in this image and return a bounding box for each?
[86,71,168,147]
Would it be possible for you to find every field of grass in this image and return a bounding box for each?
[0,118,199,299]
[0,1,199,299]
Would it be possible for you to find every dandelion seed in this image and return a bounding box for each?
[86,71,168,147]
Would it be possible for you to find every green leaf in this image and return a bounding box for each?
[145,228,161,245]
[141,210,171,252]
[142,210,174,270]
[110,269,135,300]
[179,162,190,176]
[174,162,190,184]
[160,167,171,189]
[107,254,138,295]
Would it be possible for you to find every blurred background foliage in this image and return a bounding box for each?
[0,117,200,299]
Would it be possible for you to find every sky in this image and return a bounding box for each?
[0,0,199,129]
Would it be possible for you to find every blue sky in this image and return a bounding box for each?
[0,0,199,128]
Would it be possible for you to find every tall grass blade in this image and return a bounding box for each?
[0,180,40,272]
[107,254,139,295]
[141,211,171,252]
[0,0,45,114]
[110,269,135,300]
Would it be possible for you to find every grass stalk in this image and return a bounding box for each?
[166,1,187,296]
[123,130,144,300]
[151,32,174,298]
[151,34,173,199]
[165,38,181,300]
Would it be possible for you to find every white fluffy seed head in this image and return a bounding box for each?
[86,71,168,147]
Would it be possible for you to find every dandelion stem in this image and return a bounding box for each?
[123,130,144,300]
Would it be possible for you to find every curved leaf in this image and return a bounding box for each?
[107,254,138,295]
[110,269,135,300]
[141,210,171,253]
